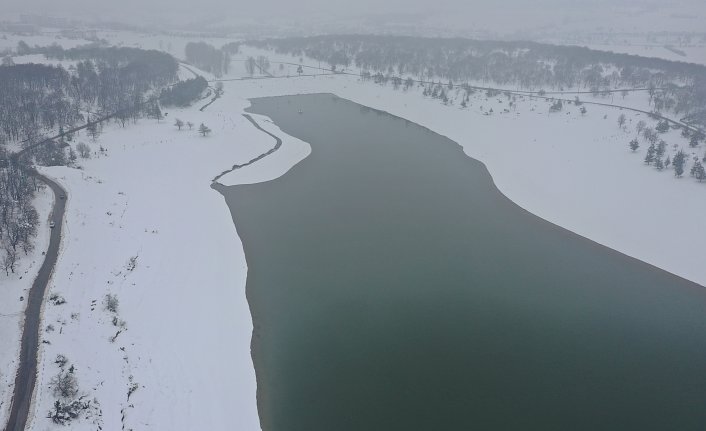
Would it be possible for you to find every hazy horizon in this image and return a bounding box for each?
[3,0,706,36]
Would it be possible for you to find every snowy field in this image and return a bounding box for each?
[2,43,705,431]
[0,185,53,426]
[28,101,281,430]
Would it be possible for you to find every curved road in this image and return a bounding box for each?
[4,172,66,431]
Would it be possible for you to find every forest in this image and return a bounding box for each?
[160,76,208,107]
[0,44,180,276]
[184,42,231,78]
[247,35,706,128]
[0,45,178,145]
[0,152,39,276]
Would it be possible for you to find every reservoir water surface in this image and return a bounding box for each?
[219,94,706,430]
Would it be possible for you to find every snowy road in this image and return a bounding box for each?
[4,173,66,431]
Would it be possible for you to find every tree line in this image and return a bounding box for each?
[1,44,181,277]
[246,35,706,129]
[1,43,178,146]
[0,155,39,276]
[184,42,231,78]
[160,76,208,107]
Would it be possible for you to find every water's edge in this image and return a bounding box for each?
[217,94,706,430]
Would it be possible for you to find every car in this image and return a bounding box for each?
[49,221,55,228]
[60,194,65,200]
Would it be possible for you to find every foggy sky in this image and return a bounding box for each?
[3,0,706,35]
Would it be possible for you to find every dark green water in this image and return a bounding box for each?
[220,94,706,431]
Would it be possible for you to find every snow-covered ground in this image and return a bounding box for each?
[0,184,53,426]
[4,45,705,431]
[27,101,282,429]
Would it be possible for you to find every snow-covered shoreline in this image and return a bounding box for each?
[8,58,705,430]
[26,101,272,430]
[218,73,706,289]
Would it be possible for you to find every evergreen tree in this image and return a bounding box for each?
[656,119,670,133]
[87,120,100,141]
[665,155,671,167]
[691,161,706,182]
[673,150,687,177]
[654,157,664,170]
[644,143,656,165]
[160,76,208,107]
[629,139,639,152]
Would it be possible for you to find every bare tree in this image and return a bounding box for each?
[50,370,78,399]
[256,56,270,74]
[643,127,658,144]
[2,246,17,276]
[198,123,212,137]
[636,120,647,135]
[86,121,101,141]
[617,113,626,129]
[75,142,91,158]
[104,293,119,313]
[174,118,184,131]
[245,57,256,76]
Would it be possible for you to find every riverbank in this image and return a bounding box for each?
[17,58,706,431]
[25,101,273,430]
[217,76,706,288]
[219,93,706,430]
